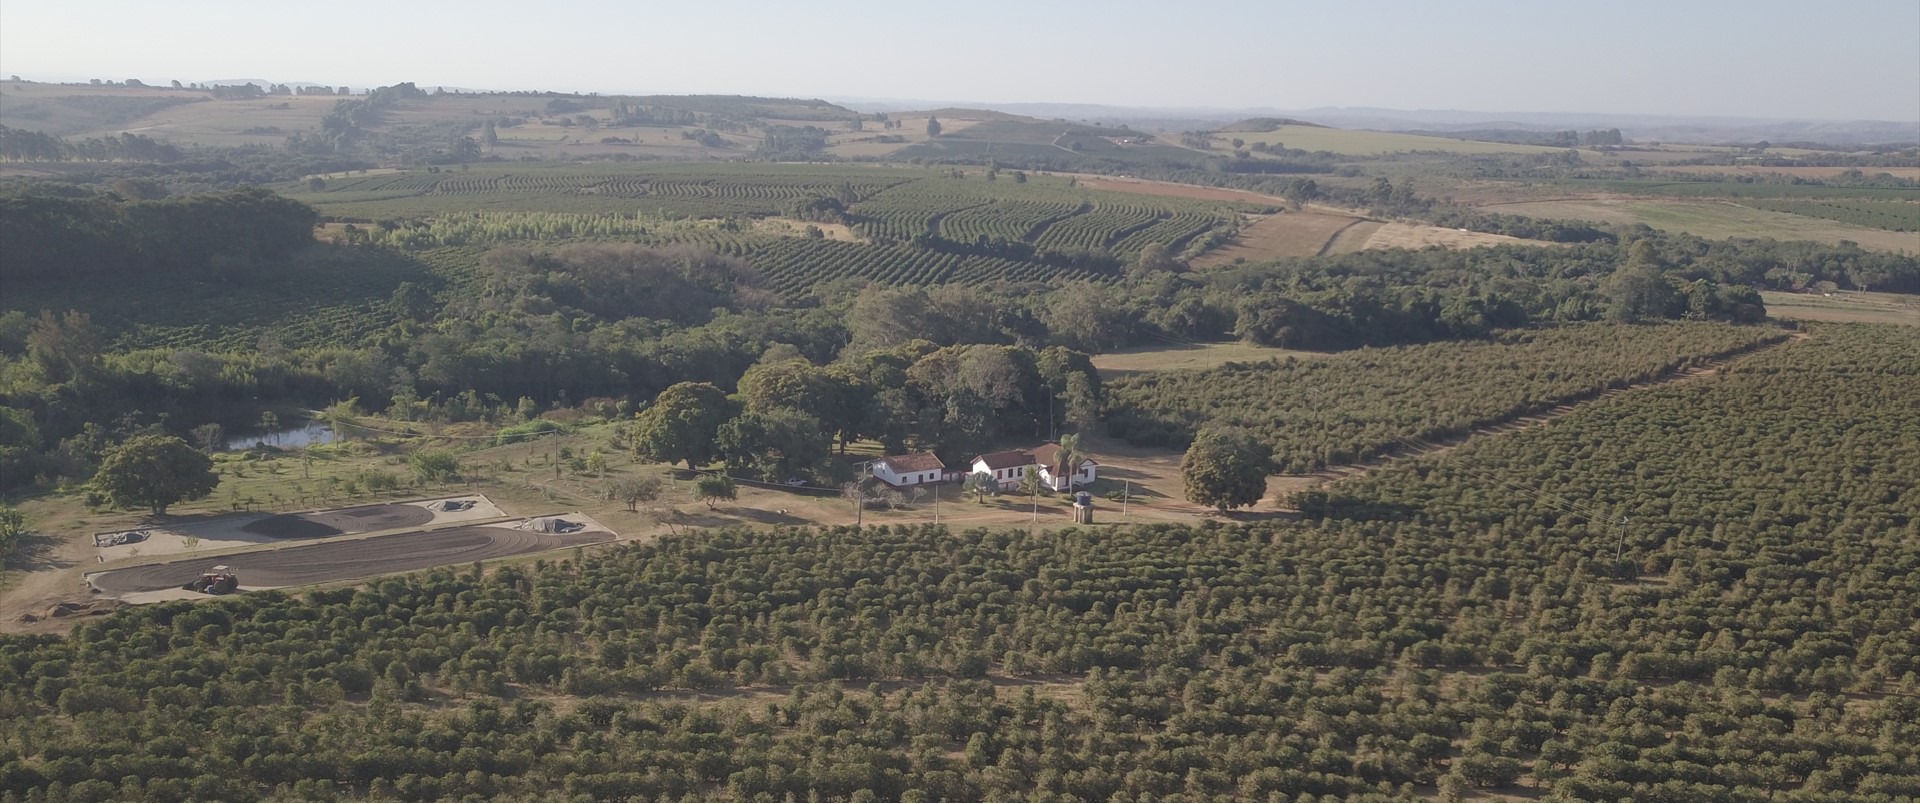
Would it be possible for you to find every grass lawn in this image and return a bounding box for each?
[1485,199,1919,252]
[1761,290,1920,326]
[1091,341,1317,377]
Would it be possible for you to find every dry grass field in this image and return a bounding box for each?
[1760,290,1920,325]
[1359,221,1539,250]
[1323,220,1387,253]
[1187,210,1550,265]
[1485,198,1919,252]
[1192,211,1363,265]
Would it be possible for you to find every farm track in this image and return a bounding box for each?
[1262,332,1808,508]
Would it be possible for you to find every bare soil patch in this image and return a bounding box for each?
[753,217,864,242]
[1360,222,1541,250]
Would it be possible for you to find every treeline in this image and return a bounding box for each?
[0,187,317,283]
[318,82,428,148]
[756,126,833,160]
[630,340,1101,481]
[0,124,186,163]
[1106,239,1770,353]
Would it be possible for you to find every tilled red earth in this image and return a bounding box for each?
[240,503,436,539]
[93,525,612,594]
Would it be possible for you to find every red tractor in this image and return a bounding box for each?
[183,566,239,595]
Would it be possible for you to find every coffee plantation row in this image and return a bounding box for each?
[1,324,1913,801]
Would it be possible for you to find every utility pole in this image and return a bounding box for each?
[933,483,939,526]
[1615,517,1629,562]
[1123,480,1129,520]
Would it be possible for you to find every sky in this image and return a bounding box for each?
[2,0,1916,122]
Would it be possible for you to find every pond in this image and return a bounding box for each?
[225,419,338,450]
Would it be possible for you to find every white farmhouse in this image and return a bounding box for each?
[1030,442,1097,491]
[869,452,946,488]
[970,450,1035,491]
[968,443,1097,492]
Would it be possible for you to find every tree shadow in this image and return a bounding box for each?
[3,531,75,573]
[731,508,811,526]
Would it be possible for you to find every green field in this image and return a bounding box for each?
[1738,199,1920,232]
[1485,198,1920,252]
[0,247,451,352]
[1538,177,1920,201]
[1089,340,1317,377]
[1222,125,1572,156]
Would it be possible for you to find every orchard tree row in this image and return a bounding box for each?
[1109,320,1787,472]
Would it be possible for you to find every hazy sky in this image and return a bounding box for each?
[2,0,1915,121]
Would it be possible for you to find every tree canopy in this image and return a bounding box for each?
[1182,426,1270,512]
[632,383,734,469]
[91,434,217,515]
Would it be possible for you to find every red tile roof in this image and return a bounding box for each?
[972,450,1033,471]
[878,452,945,473]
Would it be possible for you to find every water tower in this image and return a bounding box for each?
[1073,491,1094,524]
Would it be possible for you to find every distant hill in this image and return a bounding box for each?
[883,107,1042,124]
[1218,117,1327,132]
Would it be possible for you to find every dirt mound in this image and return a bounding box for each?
[241,504,434,539]
[520,517,585,534]
[19,600,121,623]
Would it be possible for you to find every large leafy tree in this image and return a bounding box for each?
[737,359,872,452]
[632,382,734,469]
[93,435,218,515]
[1182,426,1270,513]
[718,408,831,481]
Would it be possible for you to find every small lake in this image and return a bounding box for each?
[226,420,338,450]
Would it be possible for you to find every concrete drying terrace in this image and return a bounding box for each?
[92,495,506,562]
[88,513,614,600]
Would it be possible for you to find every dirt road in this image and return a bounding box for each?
[91,525,613,594]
